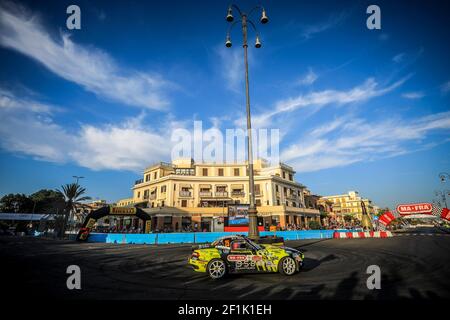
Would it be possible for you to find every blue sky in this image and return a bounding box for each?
[0,0,449,209]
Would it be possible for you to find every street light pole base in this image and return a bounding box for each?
[247,207,260,240]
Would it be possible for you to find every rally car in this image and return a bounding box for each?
[188,235,304,279]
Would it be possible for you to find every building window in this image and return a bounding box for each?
[234,168,240,176]
[277,199,280,205]
[174,184,176,190]
[256,199,261,206]
[266,200,270,205]
[161,201,165,207]
[145,174,150,182]
[181,200,187,207]
[254,184,261,195]
[289,173,293,181]
[216,185,226,192]
[153,172,157,180]
[161,185,167,193]
[218,168,224,176]
[286,201,289,207]
[143,189,149,199]
[293,202,297,207]
[282,171,286,179]
[275,185,279,192]
[137,191,140,198]
[284,187,287,195]
[202,168,208,176]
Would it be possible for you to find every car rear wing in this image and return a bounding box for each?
[257,236,285,245]
[191,243,213,251]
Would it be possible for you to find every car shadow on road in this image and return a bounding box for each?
[301,254,338,272]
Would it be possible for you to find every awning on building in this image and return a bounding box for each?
[0,213,55,221]
[142,207,187,217]
[199,184,212,189]
[180,183,192,189]
[231,184,244,189]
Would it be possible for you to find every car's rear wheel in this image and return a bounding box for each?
[278,256,297,276]
[207,259,227,280]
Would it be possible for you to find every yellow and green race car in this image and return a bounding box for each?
[188,235,304,279]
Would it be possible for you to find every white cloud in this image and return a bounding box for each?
[71,121,171,171]
[0,1,171,110]
[297,68,318,86]
[301,11,349,40]
[216,46,244,92]
[236,75,411,129]
[282,111,450,172]
[441,81,450,94]
[402,91,424,99]
[0,88,174,171]
[392,53,405,63]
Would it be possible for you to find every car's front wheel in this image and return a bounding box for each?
[278,256,297,276]
[207,259,227,280]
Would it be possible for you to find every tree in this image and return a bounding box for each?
[58,183,91,238]
[29,189,65,214]
[0,193,34,213]
[376,207,390,217]
[308,220,322,230]
[319,210,329,225]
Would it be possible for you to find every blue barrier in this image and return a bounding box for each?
[87,233,108,242]
[156,233,195,244]
[124,233,157,244]
[87,229,354,245]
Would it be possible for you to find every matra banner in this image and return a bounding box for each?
[396,203,432,215]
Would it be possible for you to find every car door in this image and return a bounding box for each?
[227,239,257,273]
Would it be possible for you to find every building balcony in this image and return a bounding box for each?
[149,194,156,200]
[199,191,212,197]
[179,191,192,197]
[135,179,144,185]
[231,191,245,197]
[215,191,228,197]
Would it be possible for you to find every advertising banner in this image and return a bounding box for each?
[227,204,249,226]
[396,203,433,215]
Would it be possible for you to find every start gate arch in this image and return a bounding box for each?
[76,206,151,241]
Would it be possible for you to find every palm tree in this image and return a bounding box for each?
[58,183,91,238]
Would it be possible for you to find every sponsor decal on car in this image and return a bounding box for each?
[227,255,247,262]
[236,260,256,270]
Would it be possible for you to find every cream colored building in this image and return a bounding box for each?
[117,158,320,231]
[321,191,375,221]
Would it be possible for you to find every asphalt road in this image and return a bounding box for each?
[1,227,449,300]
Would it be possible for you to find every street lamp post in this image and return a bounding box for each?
[225,4,268,240]
[73,175,84,185]
[438,172,449,208]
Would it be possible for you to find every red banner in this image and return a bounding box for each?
[378,211,395,226]
[441,208,450,221]
[396,203,433,215]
